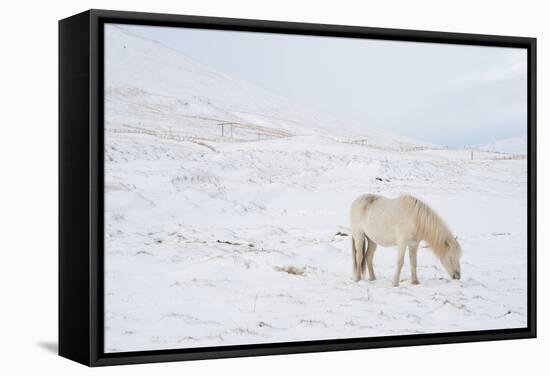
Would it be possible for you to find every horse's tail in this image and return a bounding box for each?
[350,194,379,281]
[351,237,358,278]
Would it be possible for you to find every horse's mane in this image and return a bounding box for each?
[399,194,456,258]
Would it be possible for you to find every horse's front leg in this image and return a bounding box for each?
[409,242,420,284]
[392,240,407,287]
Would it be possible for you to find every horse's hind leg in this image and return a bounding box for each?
[365,238,377,281]
[409,242,420,284]
[352,237,358,280]
[351,232,365,281]
[392,239,407,287]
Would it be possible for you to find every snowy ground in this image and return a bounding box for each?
[103,25,528,353]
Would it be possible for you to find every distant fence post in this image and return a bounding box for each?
[218,122,238,139]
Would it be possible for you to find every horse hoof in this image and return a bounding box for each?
[392,281,399,287]
[369,277,376,281]
[411,280,420,285]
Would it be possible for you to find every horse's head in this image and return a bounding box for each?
[441,237,462,280]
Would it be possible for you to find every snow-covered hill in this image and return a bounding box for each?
[103,25,528,353]
[104,25,432,150]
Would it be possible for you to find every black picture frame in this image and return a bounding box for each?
[59,9,537,367]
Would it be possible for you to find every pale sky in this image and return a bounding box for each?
[123,24,527,147]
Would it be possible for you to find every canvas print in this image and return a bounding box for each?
[103,24,528,353]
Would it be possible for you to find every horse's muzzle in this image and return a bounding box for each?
[452,271,461,280]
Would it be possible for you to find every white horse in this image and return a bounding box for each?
[350,193,462,286]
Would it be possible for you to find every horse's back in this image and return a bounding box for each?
[351,193,381,220]
[350,193,408,246]
[351,193,381,212]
